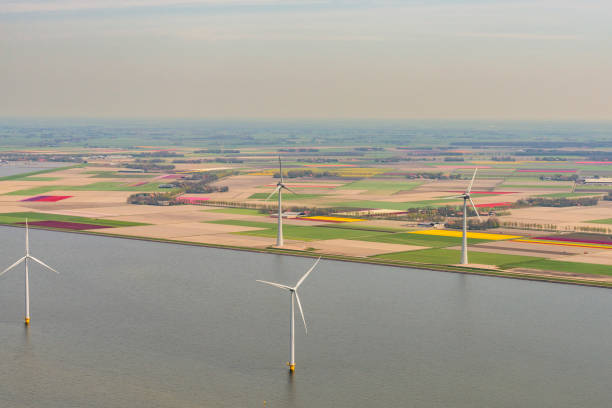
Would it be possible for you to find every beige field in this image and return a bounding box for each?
[503,201,612,228]
[306,239,426,257]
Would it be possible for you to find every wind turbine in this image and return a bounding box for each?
[0,220,59,325]
[257,257,320,372]
[266,156,297,247]
[446,169,482,265]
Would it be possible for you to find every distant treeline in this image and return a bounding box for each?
[123,163,175,172]
[0,153,84,163]
[172,158,243,164]
[273,170,338,178]
[374,157,404,163]
[535,157,565,161]
[446,217,501,230]
[516,196,600,208]
[132,151,184,158]
[297,158,339,163]
[279,148,319,152]
[539,174,578,181]
[195,149,241,154]
[278,151,364,157]
[128,192,178,205]
[515,149,612,160]
[405,172,462,180]
[452,141,612,148]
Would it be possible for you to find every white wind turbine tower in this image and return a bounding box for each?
[266,156,296,247]
[446,168,482,265]
[257,257,320,372]
[0,220,59,325]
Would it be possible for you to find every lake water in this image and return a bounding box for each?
[0,226,610,407]
[0,162,63,178]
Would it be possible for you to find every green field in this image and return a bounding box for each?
[86,171,157,179]
[5,181,174,195]
[248,193,324,201]
[0,212,148,227]
[320,224,407,233]
[204,208,264,216]
[502,259,612,276]
[374,248,543,267]
[205,219,389,241]
[534,192,604,198]
[499,184,571,189]
[586,218,612,224]
[353,232,489,248]
[337,180,422,193]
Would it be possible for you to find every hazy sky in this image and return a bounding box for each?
[1,0,611,119]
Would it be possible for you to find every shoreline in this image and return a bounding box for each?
[2,222,610,290]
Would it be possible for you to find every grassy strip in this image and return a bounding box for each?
[4,181,174,195]
[502,259,612,277]
[534,192,604,198]
[351,232,489,248]
[248,192,324,201]
[374,248,543,267]
[499,184,571,189]
[85,171,157,178]
[0,164,83,181]
[315,223,408,233]
[0,212,148,227]
[205,219,389,241]
[586,218,612,224]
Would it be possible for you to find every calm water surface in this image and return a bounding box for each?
[0,162,63,178]
[0,227,610,407]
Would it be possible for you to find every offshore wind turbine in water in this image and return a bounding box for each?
[446,169,482,265]
[0,220,59,325]
[265,157,297,247]
[257,257,320,372]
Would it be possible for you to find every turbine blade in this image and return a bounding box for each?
[468,197,482,222]
[442,195,464,199]
[265,185,281,201]
[278,156,283,183]
[282,185,298,195]
[256,280,291,290]
[0,256,26,277]
[295,257,320,289]
[466,168,478,193]
[294,291,308,334]
[28,255,59,274]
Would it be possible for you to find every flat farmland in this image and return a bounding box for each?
[2,147,612,287]
[374,248,543,267]
[205,219,390,241]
